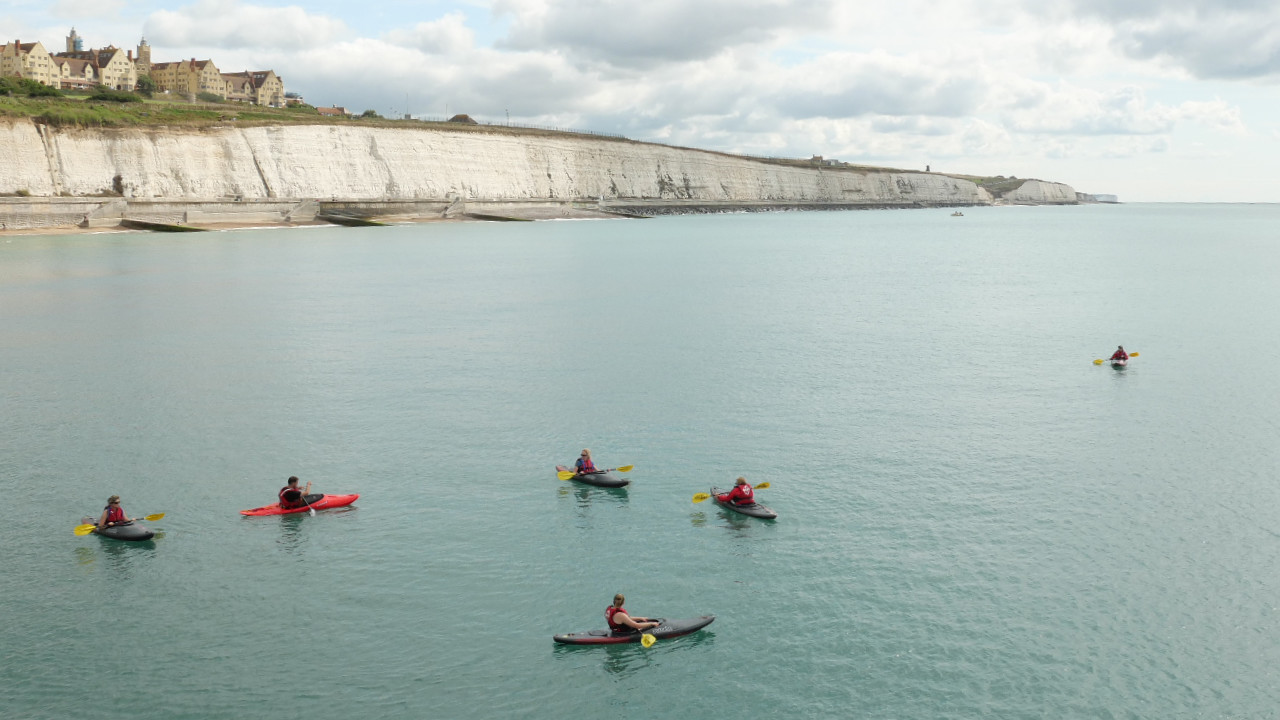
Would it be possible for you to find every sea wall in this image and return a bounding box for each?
[1,120,1012,206]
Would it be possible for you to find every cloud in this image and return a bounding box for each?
[1003,84,1245,136]
[145,0,348,51]
[1056,0,1280,80]
[52,0,127,20]
[493,0,835,67]
[384,12,475,55]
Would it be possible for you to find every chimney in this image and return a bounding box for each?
[127,50,133,61]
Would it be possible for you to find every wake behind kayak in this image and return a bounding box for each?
[240,493,359,516]
[553,616,715,645]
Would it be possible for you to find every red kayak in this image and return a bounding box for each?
[240,493,359,516]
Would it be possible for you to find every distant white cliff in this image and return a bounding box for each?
[0,120,1076,209]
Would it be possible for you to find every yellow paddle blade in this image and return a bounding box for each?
[73,523,97,536]
[557,471,575,481]
[754,482,770,490]
[641,633,656,648]
[143,513,165,521]
[615,465,634,473]
[1093,359,1104,365]
[692,493,711,503]
[1130,352,1139,357]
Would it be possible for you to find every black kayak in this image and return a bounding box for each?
[79,516,155,541]
[556,465,630,488]
[710,487,777,519]
[553,615,715,645]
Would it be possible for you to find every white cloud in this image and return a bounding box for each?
[384,12,475,55]
[145,0,348,52]
[493,0,835,67]
[1003,84,1245,136]
[1051,0,1280,80]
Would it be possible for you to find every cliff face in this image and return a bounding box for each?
[1004,179,1077,204]
[0,120,1035,207]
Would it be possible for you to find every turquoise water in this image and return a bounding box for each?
[2,205,1277,718]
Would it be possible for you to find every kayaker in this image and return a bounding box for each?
[1110,346,1128,362]
[716,477,756,506]
[278,476,311,509]
[96,495,135,528]
[575,449,597,475]
[606,594,660,634]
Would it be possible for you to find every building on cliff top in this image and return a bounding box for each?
[55,45,137,90]
[1,40,57,87]
[2,29,285,103]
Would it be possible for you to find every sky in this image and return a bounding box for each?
[5,0,1280,201]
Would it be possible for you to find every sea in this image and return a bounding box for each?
[1,204,1276,719]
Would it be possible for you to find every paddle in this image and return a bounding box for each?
[558,465,634,481]
[1094,352,1138,365]
[641,633,656,648]
[300,490,316,517]
[74,513,166,536]
[693,482,770,503]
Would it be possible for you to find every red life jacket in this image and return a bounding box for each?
[606,605,629,631]
[727,484,754,505]
[103,505,126,524]
[576,457,596,473]
[279,486,303,507]
[1111,349,1128,360]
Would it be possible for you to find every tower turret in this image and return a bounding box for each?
[136,37,151,75]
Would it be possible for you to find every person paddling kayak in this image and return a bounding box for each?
[278,476,311,509]
[715,477,756,506]
[606,594,660,635]
[575,449,597,475]
[96,495,136,529]
[1110,346,1129,362]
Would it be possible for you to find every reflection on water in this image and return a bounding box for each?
[716,510,756,536]
[556,484,631,509]
[689,511,707,528]
[276,514,308,553]
[72,536,159,577]
[551,631,716,679]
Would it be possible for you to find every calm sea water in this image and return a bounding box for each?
[2,204,1277,719]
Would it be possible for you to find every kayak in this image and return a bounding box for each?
[1111,358,1128,368]
[553,615,715,645]
[710,487,778,519]
[79,516,154,541]
[556,465,629,488]
[240,493,359,516]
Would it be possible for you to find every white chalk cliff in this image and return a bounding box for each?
[1,120,1075,206]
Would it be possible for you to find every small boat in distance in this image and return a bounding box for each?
[951,211,964,217]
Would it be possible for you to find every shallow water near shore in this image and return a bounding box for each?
[2,204,1278,718]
